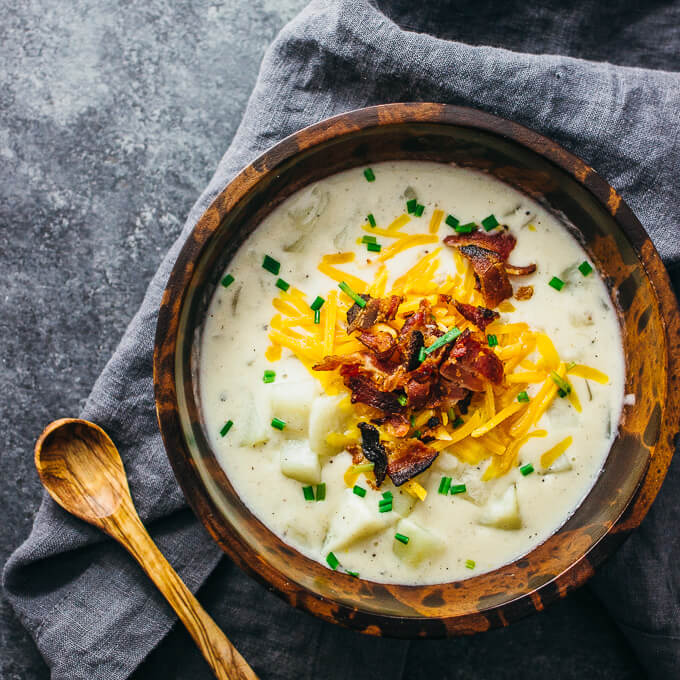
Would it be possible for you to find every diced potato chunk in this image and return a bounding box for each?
[268,381,318,435]
[478,484,522,530]
[308,395,349,457]
[390,488,418,518]
[280,440,321,484]
[325,489,393,552]
[237,390,270,447]
[392,518,445,566]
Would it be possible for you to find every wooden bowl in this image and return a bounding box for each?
[153,103,680,637]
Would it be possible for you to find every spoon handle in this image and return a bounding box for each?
[107,506,259,680]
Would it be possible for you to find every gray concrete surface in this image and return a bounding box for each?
[0,1,649,678]
[0,1,305,677]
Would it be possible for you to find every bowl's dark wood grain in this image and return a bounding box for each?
[153,103,680,637]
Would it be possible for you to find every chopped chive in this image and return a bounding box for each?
[271,417,286,430]
[397,393,408,406]
[414,203,425,217]
[262,254,280,275]
[550,371,571,395]
[316,483,326,501]
[219,420,233,437]
[548,276,565,291]
[519,463,535,476]
[418,346,427,363]
[346,570,359,577]
[406,198,418,214]
[361,235,377,244]
[487,334,498,347]
[363,168,375,182]
[263,369,276,383]
[303,485,315,501]
[379,496,393,505]
[451,416,464,429]
[445,214,460,228]
[366,242,381,253]
[310,296,325,311]
[517,390,530,403]
[424,326,461,355]
[367,213,376,227]
[481,214,499,231]
[455,222,476,233]
[395,533,410,545]
[465,559,476,569]
[275,278,290,291]
[221,274,235,288]
[326,551,340,569]
[382,491,393,500]
[413,430,422,439]
[409,414,416,427]
[578,260,593,276]
[338,281,366,307]
[379,503,392,513]
[353,485,367,498]
[314,309,321,324]
[450,483,466,495]
[438,476,452,495]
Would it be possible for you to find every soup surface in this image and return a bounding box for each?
[200,161,625,585]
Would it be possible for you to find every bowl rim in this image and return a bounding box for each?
[153,102,680,637]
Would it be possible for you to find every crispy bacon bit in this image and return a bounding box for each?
[358,423,388,485]
[400,299,442,343]
[357,330,396,360]
[453,300,500,330]
[505,263,537,277]
[347,294,403,333]
[404,330,424,371]
[405,378,431,410]
[312,352,372,373]
[347,443,363,465]
[425,379,469,410]
[386,439,439,486]
[346,373,403,413]
[457,390,472,415]
[444,230,517,261]
[440,329,504,390]
[444,230,536,308]
[373,413,410,438]
[460,245,513,308]
[515,285,534,301]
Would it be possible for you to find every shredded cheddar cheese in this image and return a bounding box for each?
[377,234,439,262]
[404,480,427,501]
[264,216,609,488]
[428,208,444,234]
[568,364,609,384]
[540,436,573,469]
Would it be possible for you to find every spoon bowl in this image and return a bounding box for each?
[36,418,128,521]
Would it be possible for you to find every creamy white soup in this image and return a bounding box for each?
[200,161,625,585]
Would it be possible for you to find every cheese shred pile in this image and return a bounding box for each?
[265,213,608,486]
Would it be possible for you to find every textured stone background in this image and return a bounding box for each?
[0,1,306,677]
[0,1,650,678]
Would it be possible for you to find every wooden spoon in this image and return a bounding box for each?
[35,418,259,680]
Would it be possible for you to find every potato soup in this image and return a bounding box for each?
[199,161,625,585]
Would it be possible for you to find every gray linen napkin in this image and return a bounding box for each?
[4,1,680,678]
